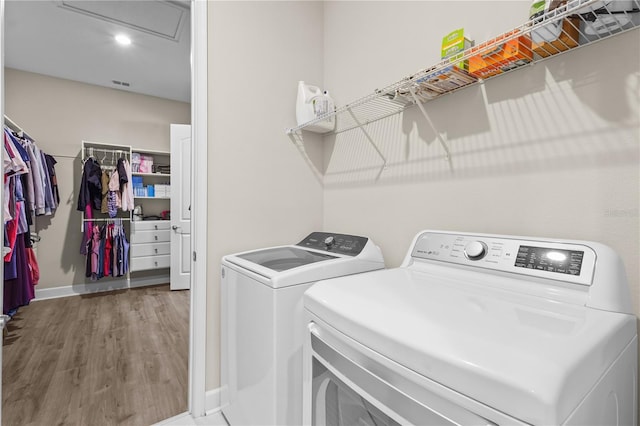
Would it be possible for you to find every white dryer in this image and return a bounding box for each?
[303,230,637,425]
[221,232,385,426]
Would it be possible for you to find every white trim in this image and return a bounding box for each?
[189,0,208,419]
[205,388,222,416]
[33,274,170,301]
[152,411,191,426]
[0,1,6,424]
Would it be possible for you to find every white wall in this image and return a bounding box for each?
[207,1,325,390]
[4,68,190,290]
[322,0,638,305]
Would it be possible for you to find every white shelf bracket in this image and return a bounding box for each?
[347,108,388,180]
[408,86,452,164]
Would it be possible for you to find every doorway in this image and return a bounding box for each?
[0,0,208,422]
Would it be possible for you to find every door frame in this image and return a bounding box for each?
[0,0,209,420]
[189,0,208,417]
[0,0,5,421]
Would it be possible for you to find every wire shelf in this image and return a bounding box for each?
[287,0,640,136]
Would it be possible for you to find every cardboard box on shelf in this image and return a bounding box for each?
[532,17,580,58]
[441,28,474,71]
[469,31,533,79]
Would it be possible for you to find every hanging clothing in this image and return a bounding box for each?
[26,143,46,215]
[44,154,60,206]
[120,159,135,212]
[107,169,122,216]
[2,125,54,315]
[100,171,110,214]
[4,236,34,314]
[3,129,29,177]
[39,150,55,215]
[77,157,102,212]
[25,247,40,286]
[84,220,129,280]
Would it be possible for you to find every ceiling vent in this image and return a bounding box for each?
[56,0,189,42]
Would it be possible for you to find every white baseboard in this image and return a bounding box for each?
[205,387,222,416]
[33,274,171,301]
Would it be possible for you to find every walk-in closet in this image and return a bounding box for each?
[1,1,192,424]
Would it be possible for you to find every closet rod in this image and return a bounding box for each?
[3,114,34,141]
[82,218,131,222]
[83,147,130,158]
[50,154,77,159]
[3,115,21,132]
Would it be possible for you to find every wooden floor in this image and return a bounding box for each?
[2,284,189,426]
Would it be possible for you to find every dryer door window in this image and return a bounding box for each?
[312,357,401,426]
[309,329,497,426]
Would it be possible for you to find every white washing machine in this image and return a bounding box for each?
[303,230,637,425]
[221,232,385,426]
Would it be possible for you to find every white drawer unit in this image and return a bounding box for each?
[133,221,171,231]
[132,242,170,257]
[131,255,171,271]
[131,229,170,244]
[130,221,171,272]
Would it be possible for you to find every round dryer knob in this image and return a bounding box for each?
[324,236,335,247]
[464,241,487,260]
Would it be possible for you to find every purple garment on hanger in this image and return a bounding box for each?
[4,248,18,280]
[107,191,118,218]
[4,237,34,314]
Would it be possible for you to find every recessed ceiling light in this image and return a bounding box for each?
[115,34,131,46]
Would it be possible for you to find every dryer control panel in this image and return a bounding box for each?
[297,232,368,256]
[410,231,596,286]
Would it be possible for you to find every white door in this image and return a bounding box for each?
[170,124,191,290]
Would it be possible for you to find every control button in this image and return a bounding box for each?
[464,241,487,261]
[324,236,335,247]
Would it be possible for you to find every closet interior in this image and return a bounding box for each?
[79,140,172,283]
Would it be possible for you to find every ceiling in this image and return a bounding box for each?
[4,0,191,103]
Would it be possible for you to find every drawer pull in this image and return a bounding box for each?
[155,248,158,253]
[155,225,158,230]
[155,235,158,241]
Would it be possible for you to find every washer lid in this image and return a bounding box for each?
[304,267,637,425]
[236,246,337,272]
[222,239,385,288]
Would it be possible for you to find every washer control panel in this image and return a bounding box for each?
[297,232,368,256]
[411,232,596,286]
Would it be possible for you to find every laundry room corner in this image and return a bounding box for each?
[200,0,639,422]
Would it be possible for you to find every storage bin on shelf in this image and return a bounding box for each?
[532,16,580,57]
[131,152,154,173]
[468,30,533,79]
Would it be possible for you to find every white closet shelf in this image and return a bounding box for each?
[286,0,640,137]
[134,196,171,200]
[132,172,171,177]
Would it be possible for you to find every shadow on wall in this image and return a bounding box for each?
[60,155,87,282]
[320,32,639,189]
[33,154,84,279]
